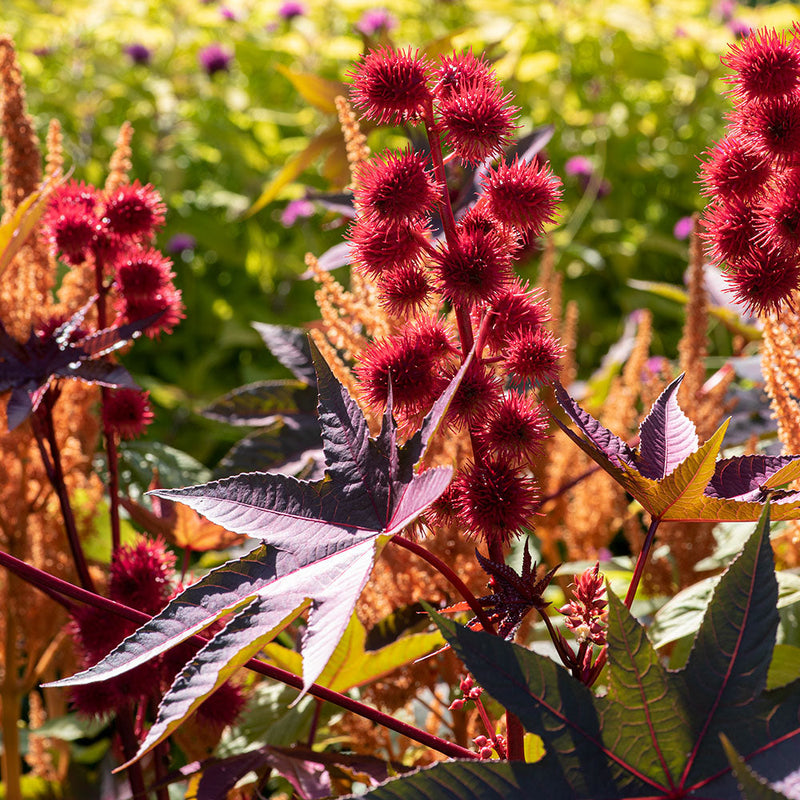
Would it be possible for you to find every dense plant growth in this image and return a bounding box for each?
[3,5,800,800]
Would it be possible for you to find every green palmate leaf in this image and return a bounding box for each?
[388,507,800,800]
[720,736,794,800]
[46,343,470,768]
[263,611,443,693]
[550,376,800,522]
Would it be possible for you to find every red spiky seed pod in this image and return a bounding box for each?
[354,149,441,223]
[424,480,460,531]
[753,171,800,254]
[725,246,800,315]
[482,157,563,235]
[700,198,758,266]
[503,327,564,388]
[479,392,549,464]
[432,227,514,306]
[734,94,800,164]
[101,180,166,240]
[102,388,155,440]
[113,247,175,300]
[438,81,518,165]
[453,459,539,546]
[444,361,503,429]
[348,217,427,277]
[407,315,458,359]
[43,185,100,265]
[482,281,550,354]
[698,136,773,202]
[109,537,176,616]
[433,50,498,102]
[378,264,433,317]
[349,46,433,126]
[356,328,448,414]
[722,27,800,105]
[115,284,185,337]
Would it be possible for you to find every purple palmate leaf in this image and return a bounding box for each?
[47,340,469,768]
[636,375,699,480]
[707,455,800,503]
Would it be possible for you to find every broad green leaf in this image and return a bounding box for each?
[263,611,443,693]
[274,65,347,114]
[246,126,343,217]
[767,644,800,691]
[721,735,794,800]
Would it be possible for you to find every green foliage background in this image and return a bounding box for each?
[3,0,798,465]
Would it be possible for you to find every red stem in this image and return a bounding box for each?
[624,516,660,608]
[115,704,149,799]
[0,549,477,762]
[391,535,496,635]
[422,100,457,242]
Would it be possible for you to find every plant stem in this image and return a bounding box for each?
[0,549,477,762]
[31,403,95,592]
[2,582,22,800]
[116,704,149,799]
[506,712,525,761]
[624,516,661,608]
[391,535,496,635]
[423,101,457,242]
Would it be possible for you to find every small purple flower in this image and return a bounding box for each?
[278,1,306,20]
[281,199,315,227]
[355,8,397,36]
[729,19,751,39]
[198,44,233,77]
[564,156,594,178]
[715,0,736,22]
[166,233,197,254]
[673,216,694,240]
[125,43,152,65]
[220,6,236,20]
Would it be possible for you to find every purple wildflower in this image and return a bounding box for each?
[355,8,397,36]
[673,216,694,240]
[278,0,306,19]
[281,199,315,227]
[198,44,233,76]
[220,7,237,20]
[564,156,594,177]
[125,44,152,65]
[166,233,196,254]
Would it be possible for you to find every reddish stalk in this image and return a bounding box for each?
[0,549,477,762]
[624,516,661,608]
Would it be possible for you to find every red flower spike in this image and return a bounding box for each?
[348,217,426,277]
[102,388,155,440]
[482,157,563,235]
[109,537,176,616]
[438,81,518,165]
[559,563,608,647]
[700,198,758,266]
[114,247,175,300]
[735,94,800,164]
[378,264,432,317]
[433,50,498,102]
[354,149,441,223]
[698,136,773,202]
[503,327,564,388]
[754,171,800,254]
[101,180,166,240]
[115,284,185,337]
[725,247,800,316]
[482,281,550,354]
[356,329,448,414]
[453,458,539,546]
[722,27,800,104]
[432,228,514,306]
[349,46,433,126]
[479,391,549,464]
[444,361,503,429]
[43,200,99,265]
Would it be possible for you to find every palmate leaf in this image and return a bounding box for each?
[362,505,800,800]
[550,375,800,522]
[47,342,469,766]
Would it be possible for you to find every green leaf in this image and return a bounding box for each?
[767,644,800,690]
[0,184,52,280]
[274,65,347,114]
[263,611,443,693]
[721,735,793,800]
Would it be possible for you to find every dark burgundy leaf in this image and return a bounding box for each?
[252,322,317,385]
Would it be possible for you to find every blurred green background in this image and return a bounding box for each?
[3,0,797,465]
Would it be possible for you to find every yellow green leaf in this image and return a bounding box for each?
[274,65,348,114]
[0,185,51,281]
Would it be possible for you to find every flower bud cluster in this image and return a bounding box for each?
[448,673,483,710]
[700,25,800,315]
[348,48,564,549]
[558,563,608,647]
